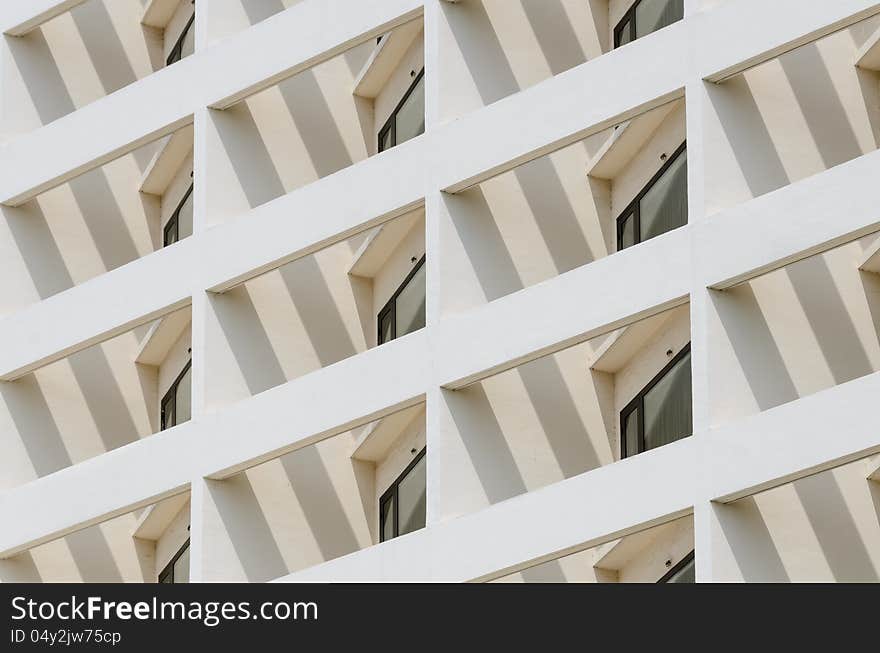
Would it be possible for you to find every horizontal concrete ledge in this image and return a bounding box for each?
[275,372,880,581]
[0,240,198,381]
[2,137,876,382]
[0,332,428,557]
[437,0,880,194]
[277,438,699,583]
[0,0,424,206]
[698,147,880,290]
[203,137,427,293]
[207,1,424,110]
[435,227,692,389]
[1,0,89,36]
[710,370,880,503]
[2,0,869,206]
[694,0,880,83]
[2,337,877,566]
[0,138,426,380]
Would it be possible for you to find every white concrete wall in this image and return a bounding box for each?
[204,0,305,45]
[701,18,880,216]
[375,408,427,512]
[372,215,426,318]
[154,500,190,577]
[614,306,691,419]
[2,1,880,584]
[374,29,425,141]
[1,0,159,135]
[496,516,694,583]
[711,459,880,582]
[612,103,686,216]
[160,152,194,239]
[204,14,422,226]
[158,328,191,401]
[437,0,606,123]
[0,510,152,582]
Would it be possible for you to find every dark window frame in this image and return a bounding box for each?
[161,359,192,431]
[616,141,687,251]
[377,254,426,345]
[377,68,425,153]
[379,447,426,542]
[614,0,683,48]
[163,181,194,247]
[619,342,691,459]
[658,550,695,583]
[158,538,190,583]
[166,3,196,67]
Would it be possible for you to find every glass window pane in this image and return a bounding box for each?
[665,556,695,583]
[617,19,633,46]
[162,395,175,430]
[620,212,635,250]
[639,149,687,242]
[643,351,692,451]
[379,310,393,345]
[395,263,426,338]
[635,0,684,39]
[623,407,640,458]
[397,455,426,537]
[177,188,194,241]
[380,495,395,541]
[181,20,195,59]
[164,219,178,247]
[173,543,190,584]
[394,75,425,146]
[175,366,192,426]
[379,126,393,152]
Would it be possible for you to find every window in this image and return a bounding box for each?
[166,4,196,66]
[379,448,426,542]
[614,0,684,48]
[658,550,695,583]
[617,142,687,251]
[159,539,190,583]
[378,69,425,153]
[163,182,194,247]
[620,344,692,458]
[161,360,192,430]
[377,255,426,345]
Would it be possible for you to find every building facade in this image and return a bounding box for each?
[0,0,879,583]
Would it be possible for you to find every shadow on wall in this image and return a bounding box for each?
[209,4,372,219]
[0,341,154,582]
[203,250,372,581]
[1,180,156,482]
[218,0,363,76]
[715,463,880,582]
[2,3,160,309]
[705,23,880,214]
[207,237,366,405]
[442,346,611,505]
[711,240,879,423]
[0,514,154,583]
[206,444,372,582]
[439,0,602,310]
[711,242,880,581]
[443,0,594,110]
[5,0,158,131]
